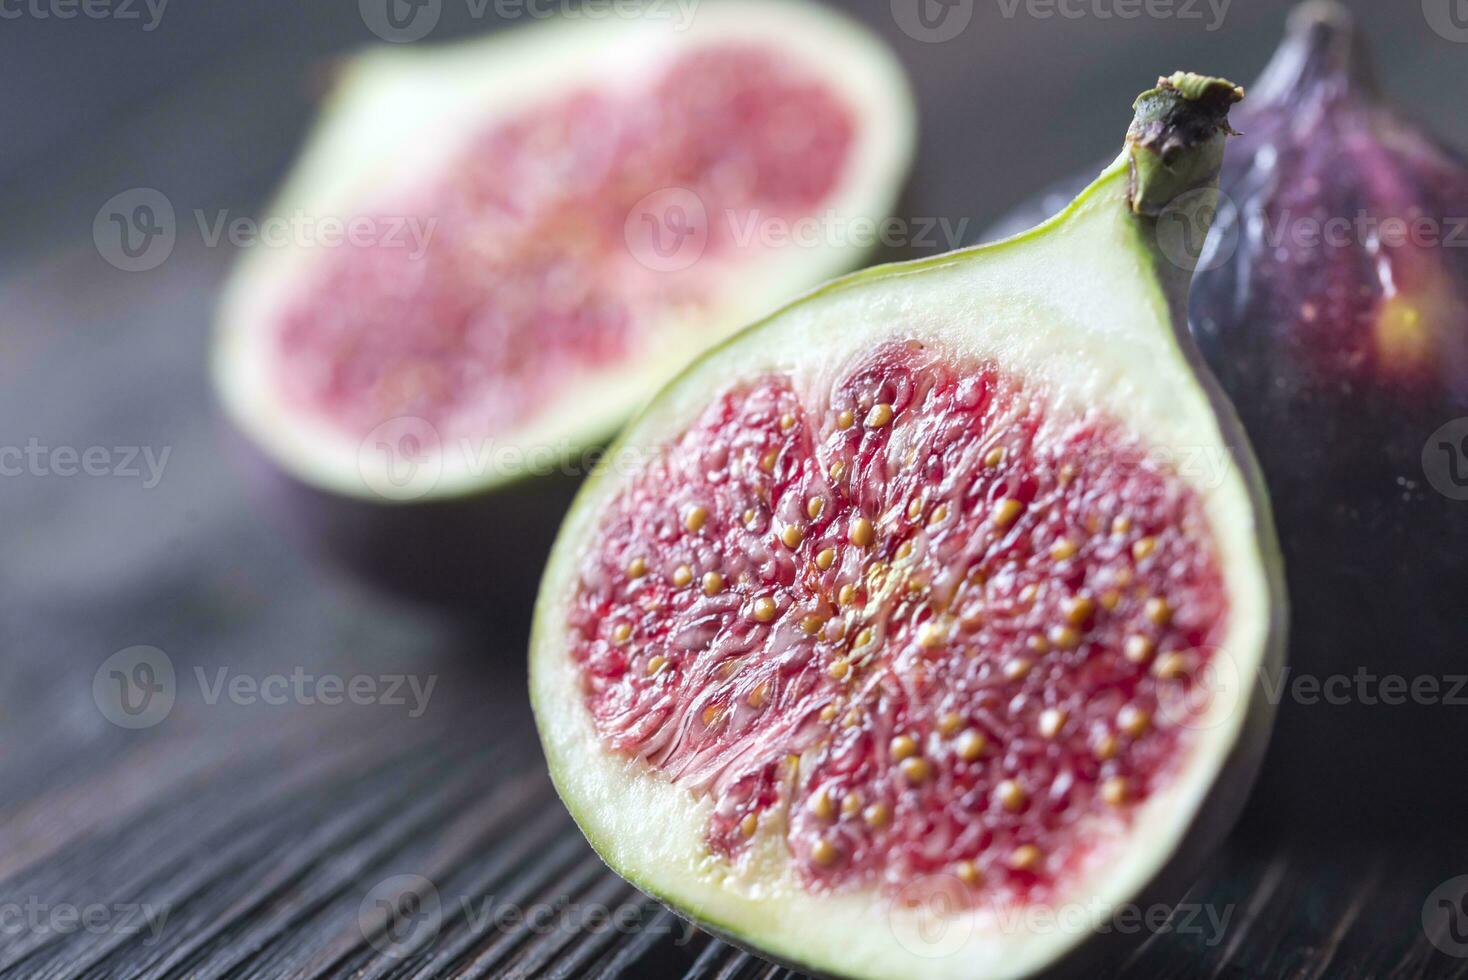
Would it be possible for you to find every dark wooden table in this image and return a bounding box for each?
[4,1,1468,976]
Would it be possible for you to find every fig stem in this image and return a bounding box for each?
[1251,0,1375,108]
[1126,72,1243,217]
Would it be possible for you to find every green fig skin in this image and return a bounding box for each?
[987,2,1468,834]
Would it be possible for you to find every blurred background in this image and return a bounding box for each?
[2,1,1467,977]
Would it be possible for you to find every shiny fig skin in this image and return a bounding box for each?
[988,2,1468,833]
[1191,4,1468,832]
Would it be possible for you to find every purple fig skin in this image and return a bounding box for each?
[1190,3,1468,834]
[987,2,1468,833]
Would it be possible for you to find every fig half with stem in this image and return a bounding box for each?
[988,1,1468,832]
[532,74,1283,978]
[210,1,914,613]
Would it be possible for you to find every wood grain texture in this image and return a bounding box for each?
[5,252,1466,980]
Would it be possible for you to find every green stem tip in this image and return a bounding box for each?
[1126,72,1244,216]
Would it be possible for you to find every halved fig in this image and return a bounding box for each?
[532,76,1284,977]
[211,1,914,609]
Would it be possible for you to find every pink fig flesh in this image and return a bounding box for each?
[274,46,857,442]
[566,341,1230,902]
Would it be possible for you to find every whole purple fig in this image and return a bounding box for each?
[1191,2,1468,832]
[990,1,1468,832]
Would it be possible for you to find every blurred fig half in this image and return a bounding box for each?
[211,1,914,611]
[533,75,1282,978]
